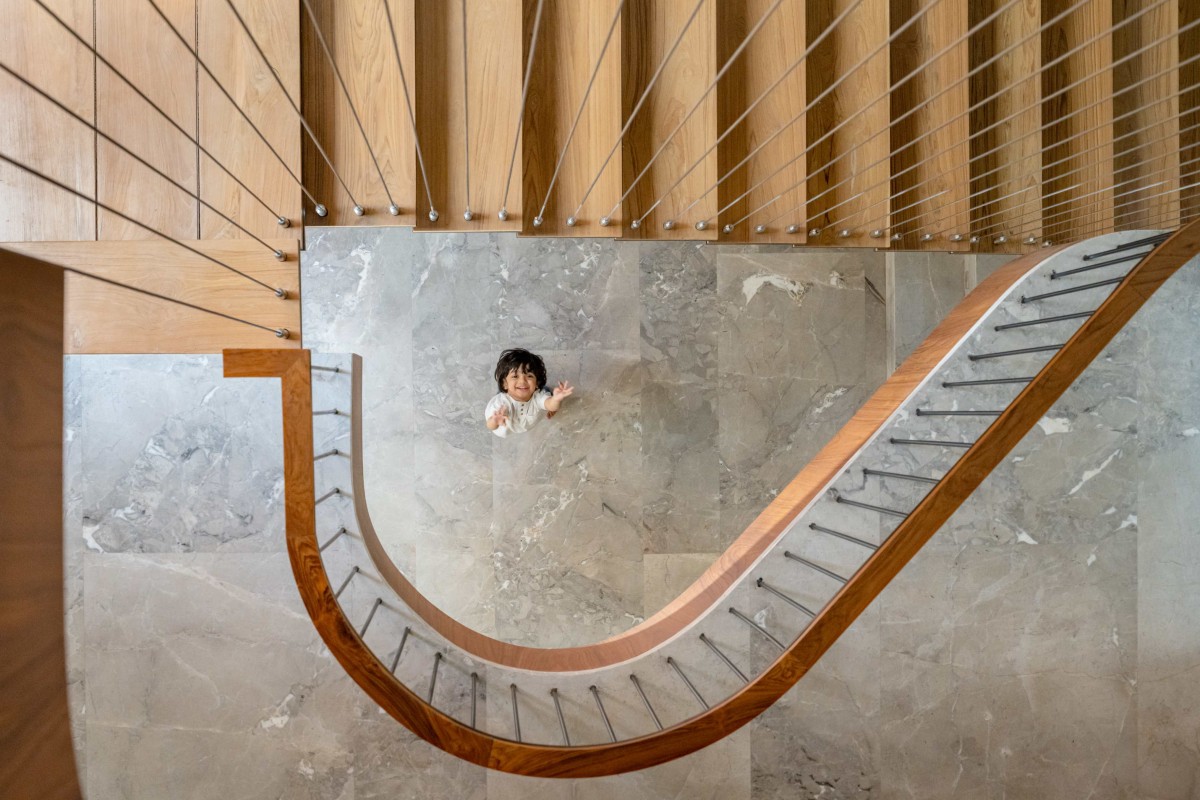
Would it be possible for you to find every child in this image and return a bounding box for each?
[485,348,574,437]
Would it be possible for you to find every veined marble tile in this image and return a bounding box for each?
[1135,261,1200,799]
[641,379,719,554]
[889,250,967,368]
[80,355,284,553]
[497,235,640,352]
[717,248,876,384]
[86,725,355,800]
[719,378,874,545]
[640,240,719,384]
[491,484,643,647]
[643,553,720,622]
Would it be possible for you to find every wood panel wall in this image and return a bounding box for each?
[3,0,1197,250]
[0,0,300,353]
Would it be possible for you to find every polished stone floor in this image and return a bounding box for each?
[64,231,1200,798]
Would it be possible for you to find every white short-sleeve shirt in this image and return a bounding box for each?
[484,390,550,437]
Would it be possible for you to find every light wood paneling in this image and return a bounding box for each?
[10,239,299,353]
[416,0,522,232]
[0,0,95,242]
[0,250,81,800]
[804,0,891,248]
[715,0,804,244]
[299,0,410,227]
[890,0,970,250]
[1040,0,1114,244]
[522,0,622,237]
[1112,2,1180,231]
[621,0,716,240]
[969,0,1042,253]
[201,0,303,236]
[1179,0,1200,225]
[96,0,198,240]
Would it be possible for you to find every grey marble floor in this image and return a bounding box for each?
[65,231,1200,798]
[301,230,889,647]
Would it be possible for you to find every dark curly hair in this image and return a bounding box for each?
[494,348,547,393]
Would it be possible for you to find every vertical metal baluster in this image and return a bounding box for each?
[729,607,786,650]
[629,674,663,731]
[381,0,437,222]
[427,652,443,703]
[470,672,479,729]
[510,684,522,742]
[389,627,411,674]
[359,598,383,637]
[459,0,472,221]
[334,566,359,599]
[589,685,617,743]
[550,688,570,745]
[666,657,708,711]
[300,0,399,215]
[699,634,749,683]
[319,526,348,552]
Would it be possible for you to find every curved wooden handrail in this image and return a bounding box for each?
[345,244,1063,671]
[223,220,1200,777]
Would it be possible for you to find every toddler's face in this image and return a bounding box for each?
[503,367,537,402]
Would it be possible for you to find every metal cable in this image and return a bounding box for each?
[687,0,1021,230]
[142,0,316,217]
[570,0,708,224]
[603,0,790,227]
[896,65,1200,237]
[828,0,1189,236]
[32,0,293,224]
[533,0,627,228]
[967,139,1200,242]
[1,152,287,296]
[498,0,547,221]
[222,0,362,213]
[3,245,288,337]
[802,0,1111,230]
[888,33,1198,238]
[460,0,472,220]
[382,0,437,221]
[731,0,1101,234]
[640,0,942,230]
[2,62,286,261]
[301,0,399,214]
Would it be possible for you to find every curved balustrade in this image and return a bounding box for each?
[223,219,1200,777]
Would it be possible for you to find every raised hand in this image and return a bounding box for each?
[552,380,574,401]
[488,406,508,430]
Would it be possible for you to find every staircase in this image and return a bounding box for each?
[223,221,1200,777]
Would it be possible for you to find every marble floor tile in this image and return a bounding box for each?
[641,379,719,554]
[639,239,719,384]
[717,248,876,384]
[491,484,644,647]
[497,235,640,352]
[80,355,285,554]
[643,553,720,621]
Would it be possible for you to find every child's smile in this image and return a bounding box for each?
[504,369,537,402]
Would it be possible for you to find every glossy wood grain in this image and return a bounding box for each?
[11,239,299,353]
[0,249,82,800]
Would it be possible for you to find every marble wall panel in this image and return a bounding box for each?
[889,251,968,369]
